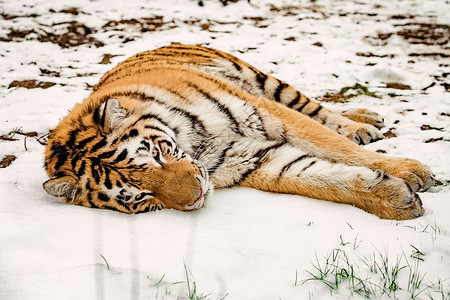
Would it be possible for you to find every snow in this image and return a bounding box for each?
[0,0,449,299]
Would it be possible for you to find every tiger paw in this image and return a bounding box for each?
[386,158,435,192]
[339,121,384,145]
[340,108,384,129]
[368,172,424,220]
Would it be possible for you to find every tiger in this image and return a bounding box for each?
[43,44,435,220]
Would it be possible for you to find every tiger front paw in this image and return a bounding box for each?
[340,121,384,145]
[368,172,424,220]
[386,158,435,192]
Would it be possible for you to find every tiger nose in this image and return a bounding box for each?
[158,160,203,207]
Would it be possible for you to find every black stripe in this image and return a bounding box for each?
[93,106,102,125]
[278,154,313,177]
[163,105,208,137]
[186,81,244,136]
[287,91,301,108]
[118,171,129,184]
[273,82,287,102]
[131,202,140,211]
[253,142,285,159]
[144,125,168,134]
[76,160,86,177]
[129,129,139,137]
[297,99,310,112]
[138,205,151,213]
[148,135,162,142]
[100,101,108,129]
[91,138,107,153]
[207,141,236,175]
[137,113,171,128]
[104,167,112,189]
[141,140,151,150]
[77,136,96,149]
[88,193,97,208]
[98,192,110,202]
[114,149,128,163]
[120,134,130,142]
[308,106,323,117]
[99,150,116,159]
[158,140,173,150]
[91,164,100,184]
[301,160,317,172]
[149,51,213,59]
[233,142,286,186]
[166,45,243,71]
[153,148,163,166]
[67,129,80,148]
[255,73,267,91]
[115,199,131,211]
[51,143,70,170]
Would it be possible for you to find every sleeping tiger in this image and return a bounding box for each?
[43,44,435,220]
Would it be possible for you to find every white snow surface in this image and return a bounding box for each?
[1,0,449,299]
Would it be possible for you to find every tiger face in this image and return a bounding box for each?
[43,98,211,213]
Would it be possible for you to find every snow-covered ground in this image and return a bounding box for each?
[0,0,449,299]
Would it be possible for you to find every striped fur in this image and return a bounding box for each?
[44,44,434,219]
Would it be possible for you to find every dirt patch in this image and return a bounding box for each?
[365,22,449,47]
[269,5,326,18]
[198,0,240,6]
[386,82,411,90]
[356,52,395,58]
[321,83,380,103]
[103,16,173,32]
[59,7,83,15]
[1,21,103,48]
[396,23,449,46]
[421,125,444,131]
[243,16,270,28]
[8,80,57,89]
[383,128,398,138]
[425,137,444,143]
[390,14,416,20]
[0,155,16,168]
[1,12,40,20]
[40,69,61,77]
[363,33,393,46]
[409,52,449,59]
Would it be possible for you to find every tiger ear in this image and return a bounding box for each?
[43,175,79,199]
[95,98,127,133]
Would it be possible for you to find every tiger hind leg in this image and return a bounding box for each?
[238,144,423,220]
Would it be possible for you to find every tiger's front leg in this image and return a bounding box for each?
[238,144,423,220]
[248,74,385,145]
[248,97,435,194]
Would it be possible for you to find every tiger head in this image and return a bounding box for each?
[43,97,211,213]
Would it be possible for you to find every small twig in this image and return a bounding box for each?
[37,132,50,145]
[0,136,19,141]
